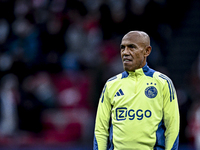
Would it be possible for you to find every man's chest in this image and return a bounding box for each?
[109,78,163,121]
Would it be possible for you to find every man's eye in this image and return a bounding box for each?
[128,45,135,48]
[120,46,125,49]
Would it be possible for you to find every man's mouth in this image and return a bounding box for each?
[123,58,132,62]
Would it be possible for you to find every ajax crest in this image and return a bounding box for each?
[145,85,157,98]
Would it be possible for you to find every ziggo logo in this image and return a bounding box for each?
[116,107,152,121]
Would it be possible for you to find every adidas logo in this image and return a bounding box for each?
[115,89,124,97]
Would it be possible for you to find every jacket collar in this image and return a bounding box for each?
[121,63,155,79]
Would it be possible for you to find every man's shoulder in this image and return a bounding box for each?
[106,72,126,83]
[153,71,173,83]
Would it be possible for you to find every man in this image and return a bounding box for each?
[93,31,180,150]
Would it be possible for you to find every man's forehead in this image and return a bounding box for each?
[121,34,141,45]
[120,39,136,46]
[121,31,149,45]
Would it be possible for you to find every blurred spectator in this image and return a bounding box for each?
[17,71,56,134]
[0,53,13,74]
[22,72,56,108]
[10,17,39,63]
[186,52,200,149]
[40,13,66,55]
[18,76,45,133]
[0,19,10,45]
[0,74,19,136]
[99,2,114,39]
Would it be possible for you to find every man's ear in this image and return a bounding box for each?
[144,46,151,57]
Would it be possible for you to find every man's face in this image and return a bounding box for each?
[120,33,147,72]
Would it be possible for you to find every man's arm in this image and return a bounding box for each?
[162,77,180,150]
[93,84,112,150]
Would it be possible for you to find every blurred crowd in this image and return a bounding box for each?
[0,0,199,149]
